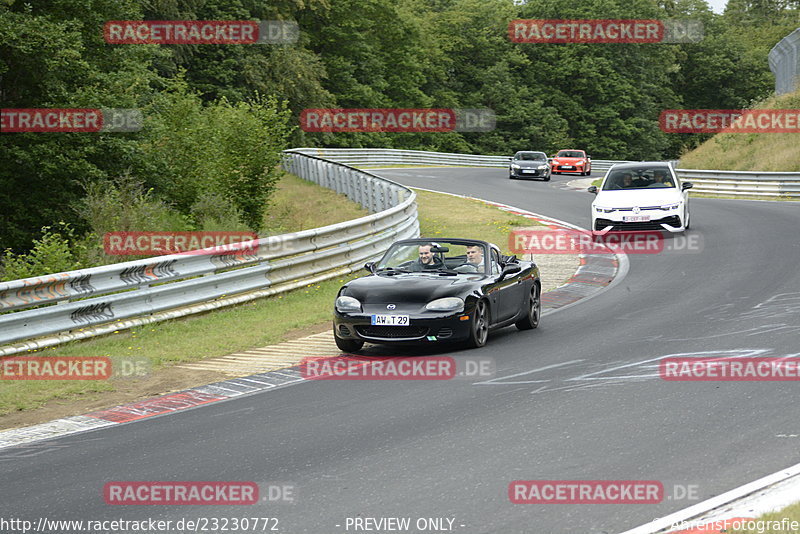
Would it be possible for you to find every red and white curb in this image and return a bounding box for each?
[0,369,305,450]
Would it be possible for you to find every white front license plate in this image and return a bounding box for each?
[623,215,650,222]
[562,166,574,170]
[522,170,536,173]
[371,314,410,326]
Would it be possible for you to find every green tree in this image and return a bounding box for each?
[0,0,165,251]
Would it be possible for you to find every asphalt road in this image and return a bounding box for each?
[3,167,800,534]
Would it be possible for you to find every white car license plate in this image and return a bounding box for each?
[522,169,535,173]
[371,314,409,326]
[562,165,574,170]
[623,215,650,222]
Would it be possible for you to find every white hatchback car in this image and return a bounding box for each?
[588,163,693,234]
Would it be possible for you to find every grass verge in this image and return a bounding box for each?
[679,88,800,172]
[730,501,800,533]
[0,184,543,421]
[264,171,369,233]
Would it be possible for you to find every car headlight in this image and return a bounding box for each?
[335,296,362,312]
[594,206,615,213]
[660,203,681,211]
[538,164,549,170]
[511,164,521,169]
[425,297,465,313]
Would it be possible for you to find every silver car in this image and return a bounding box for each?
[509,151,551,181]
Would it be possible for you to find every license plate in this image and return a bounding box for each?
[371,314,409,326]
[562,165,574,170]
[522,170,536,173]
[623,215,650,222]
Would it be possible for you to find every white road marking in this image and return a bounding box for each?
[473,360,584,385]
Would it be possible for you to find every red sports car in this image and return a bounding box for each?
[550,150,592,176]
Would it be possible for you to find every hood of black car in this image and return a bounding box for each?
[344,273,482,304]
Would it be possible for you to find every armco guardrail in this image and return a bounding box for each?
[291,147,629,172]
[291,148,800,197]
[0,151,418,354]
[295,148,800,197]
[676,169,800,198]
[769,28,800,96]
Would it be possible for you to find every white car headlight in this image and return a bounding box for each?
[511,164,521,169]
[594,206,615,213]
[538,164,549,170]
[335,296,362,312]
[425,297,465,313]
[660,203,681,211]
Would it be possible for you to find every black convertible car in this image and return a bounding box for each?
[333,238,541,352]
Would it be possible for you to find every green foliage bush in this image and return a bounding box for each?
[140,81,293,232]
[0,224,88,282]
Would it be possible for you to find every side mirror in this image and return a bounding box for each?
[588,186,598,194]
[364,262,376,273]
[682,182,693,190]
[499,263,521,281]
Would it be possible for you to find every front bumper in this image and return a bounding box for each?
[552,164,586,173]
[334,310,473,344]
[510,168,549,178]
[593,213,684,233]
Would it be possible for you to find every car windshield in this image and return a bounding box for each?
[557,151,584,158]
[514,152,546,161]
[601,167,676,190]
[376,241,487,273]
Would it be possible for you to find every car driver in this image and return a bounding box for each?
[465,245,485,273]
[414,244,443,271]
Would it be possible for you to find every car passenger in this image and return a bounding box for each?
[653,169,674,187]
[413,244,444,271]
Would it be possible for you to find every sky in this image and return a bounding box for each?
[706,0,728,14]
